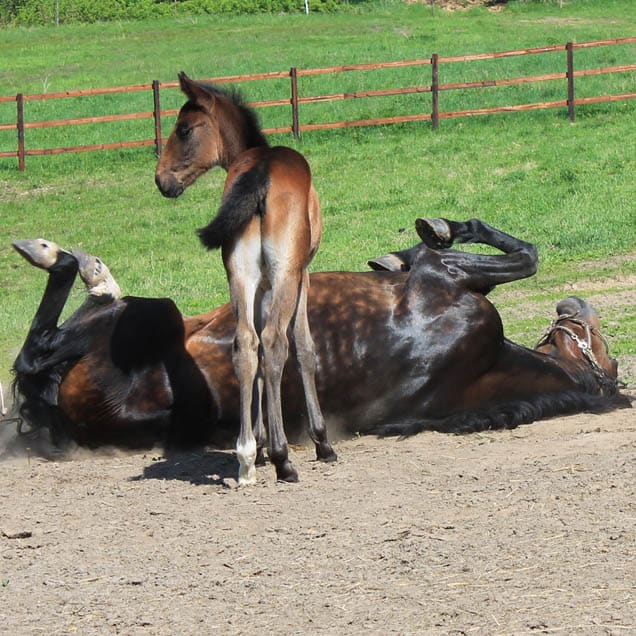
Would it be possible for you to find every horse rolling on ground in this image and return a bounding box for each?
[155,72,334,484]
[9,219,625,463]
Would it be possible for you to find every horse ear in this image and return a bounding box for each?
[178,71,215,112]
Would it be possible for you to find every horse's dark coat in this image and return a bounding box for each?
[10,219,622,451]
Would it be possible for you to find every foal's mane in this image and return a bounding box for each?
[197,81,269,149]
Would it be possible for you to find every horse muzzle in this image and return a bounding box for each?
[155,172,184,198]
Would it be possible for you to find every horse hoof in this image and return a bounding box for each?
[276,462,299,483]
[237,458,257,486]
[415,218,453,250]
[238,474,257,487]
[255,448,267,466]
[317,444,337,463]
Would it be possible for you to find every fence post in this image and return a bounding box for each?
[17,93,25,172]
[290,67,300,140]
[152,80,162,156]
[431,53,439,130]
[566,42,575,122]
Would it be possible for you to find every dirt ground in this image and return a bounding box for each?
[406,0,508,11]
[0,383,634,635]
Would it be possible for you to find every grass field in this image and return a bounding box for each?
[0,0,635,385]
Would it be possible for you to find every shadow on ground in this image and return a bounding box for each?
[131,449,239,486]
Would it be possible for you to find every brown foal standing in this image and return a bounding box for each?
[155,73,336,484]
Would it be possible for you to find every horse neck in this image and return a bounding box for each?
[504,339,598,394]
[29,256,78,336]
[217,99,268,169]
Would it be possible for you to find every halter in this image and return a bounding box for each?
[536,311,618,395]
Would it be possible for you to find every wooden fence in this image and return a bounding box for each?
[1,36,635,171]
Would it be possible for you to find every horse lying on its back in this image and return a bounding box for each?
[10,219,622,453]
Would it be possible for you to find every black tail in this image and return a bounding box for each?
[197,160,270,250]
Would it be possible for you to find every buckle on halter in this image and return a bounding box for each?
[569,332,588,350]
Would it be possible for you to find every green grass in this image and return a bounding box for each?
[0,0,635,385]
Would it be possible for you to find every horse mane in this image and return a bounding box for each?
[375,389,622,437]
[197,81,269,149]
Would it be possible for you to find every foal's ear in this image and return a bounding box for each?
[178,71,215,112]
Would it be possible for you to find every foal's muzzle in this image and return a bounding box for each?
[155,173,184,198]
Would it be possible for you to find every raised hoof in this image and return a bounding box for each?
[415,218,453,250]
[12,238,64,270]
[275,461,299,483]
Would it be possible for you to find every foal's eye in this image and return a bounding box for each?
[177,123,192,140]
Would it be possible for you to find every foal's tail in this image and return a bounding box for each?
[198,161,270,250]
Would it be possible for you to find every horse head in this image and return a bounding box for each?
[535,296,619,396]
[155,72,267,198]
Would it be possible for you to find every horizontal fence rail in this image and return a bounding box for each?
[0,37,634,171]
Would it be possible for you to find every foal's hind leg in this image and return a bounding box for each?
[260,275,302,482]
[226,241,263,486]
[253,371,268,466]
[292,270,337,463]
[416,217,538,292]
[233,308,260,485]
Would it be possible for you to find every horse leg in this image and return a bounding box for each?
[238,284,267,467]
[292,270,337,462]
[226,240,263,486]
[233,307,261,485]
[253,371,268,466]
[260,277,301,482]
[415,217,538,292]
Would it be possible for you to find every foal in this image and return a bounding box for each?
[156,73,336,484]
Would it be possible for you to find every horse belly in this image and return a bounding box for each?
[59,358,173,429]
